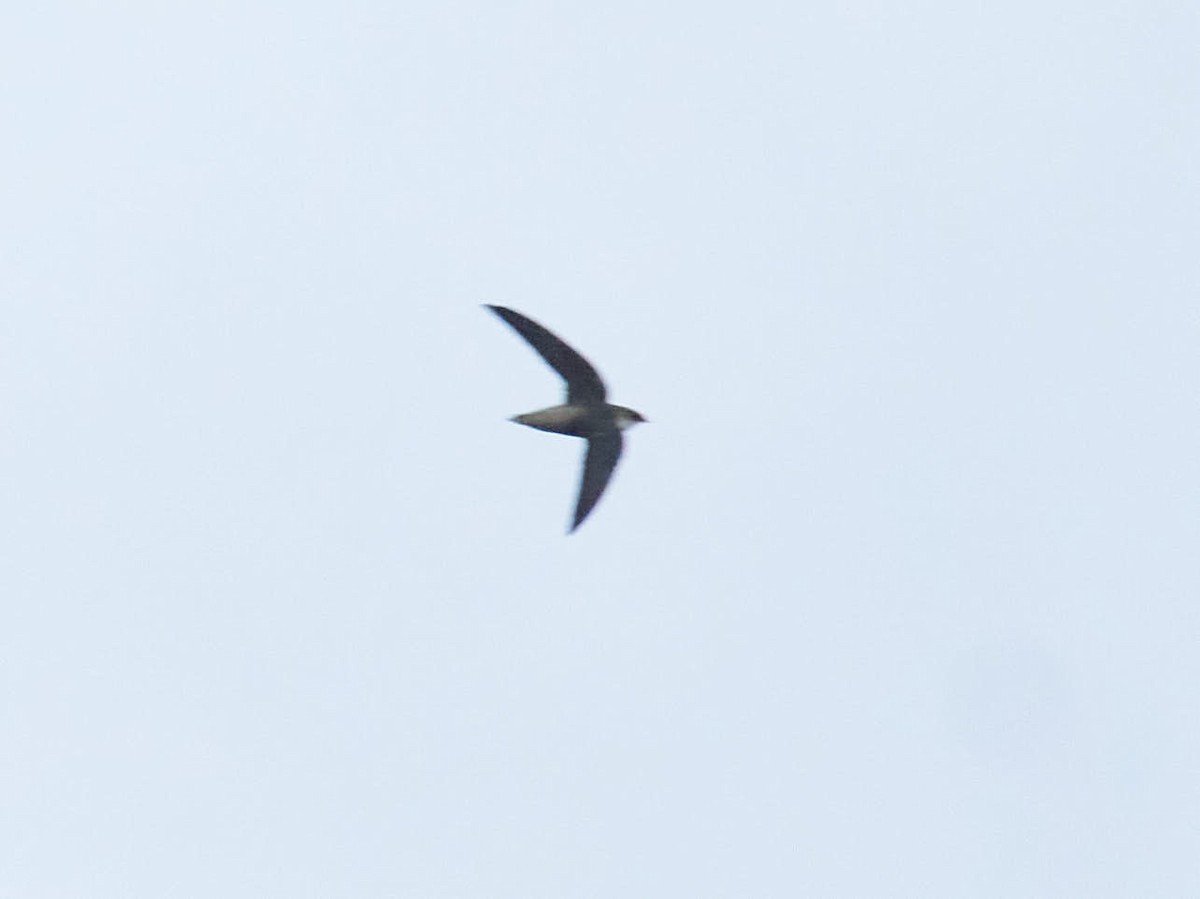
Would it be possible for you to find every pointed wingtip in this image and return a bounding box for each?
[567,508,588,534]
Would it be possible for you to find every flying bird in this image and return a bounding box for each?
[485,305,646,532]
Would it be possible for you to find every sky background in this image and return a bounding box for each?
[2,1,1197,896]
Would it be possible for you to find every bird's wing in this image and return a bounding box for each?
[486,305,607,403]
[572,430,623,532]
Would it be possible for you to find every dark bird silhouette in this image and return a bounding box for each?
[485,305,646,532]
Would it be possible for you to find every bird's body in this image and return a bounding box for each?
[485,305,646,532]
[511,403,644,438]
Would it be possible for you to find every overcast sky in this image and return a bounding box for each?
[3,2,1197,896]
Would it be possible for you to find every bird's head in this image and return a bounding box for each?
[612,406,647,430]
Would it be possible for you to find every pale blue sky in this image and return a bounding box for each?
[2,2,1197,896]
